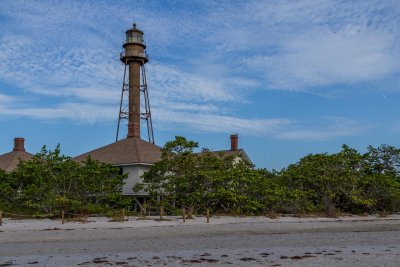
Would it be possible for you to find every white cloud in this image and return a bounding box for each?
[0,0,395,140]
[0,102,115,123]
[0,88,368,140]
[203,0,400,91]
[153,109,367,140]
[0,33,122,102]
[250,29,399,90]
[0,93,13,103]
[277,117,371,140]
[153,108,291,134]
[148,63,236,102]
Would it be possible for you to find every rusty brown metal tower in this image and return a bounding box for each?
[116,23,154,143]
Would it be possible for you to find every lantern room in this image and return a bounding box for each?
[125,23,146,48]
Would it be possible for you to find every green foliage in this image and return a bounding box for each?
[4,145,127,215]
[0,169,13,210]
[279,144,400,215]
[2,138,399,217]
[364,144,400,176]
[137,136,290,215]
[137,138,400,216]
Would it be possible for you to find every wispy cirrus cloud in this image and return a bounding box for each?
[0,93,15,105]
[153,108,292,134]
[248,29,399,90]
[148,63,237,103]
[154,108,370,140]
[204,1,400,91]
[0,0,395,141]
[277,117,372,140]
[0,102,115,123]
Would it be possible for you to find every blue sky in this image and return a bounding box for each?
[0,0,400,170]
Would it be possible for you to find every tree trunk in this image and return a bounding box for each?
[322,195,336,217]
[186,206,194,219]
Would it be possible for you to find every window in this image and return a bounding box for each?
[126,32,143,44]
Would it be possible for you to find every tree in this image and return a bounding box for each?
[137,138,400,216]
[136,136,287,215]
[9,145,127,215]
[281,145,366,216]
[364,144,400,177]
[0,169,13,210]
[281,145,400,215]
[135,136,202,216]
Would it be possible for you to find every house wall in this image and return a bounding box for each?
[121,164,151,196]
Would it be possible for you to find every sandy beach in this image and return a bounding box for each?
[1,214,400,266]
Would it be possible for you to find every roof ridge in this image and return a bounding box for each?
[73,137,161,165]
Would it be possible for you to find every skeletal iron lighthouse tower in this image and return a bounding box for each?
[116,23,154,143]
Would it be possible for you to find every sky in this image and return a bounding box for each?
[0,0,400,170]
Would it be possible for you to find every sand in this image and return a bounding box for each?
[1,214,400,266]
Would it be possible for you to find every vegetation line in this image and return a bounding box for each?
[1,137,399,217]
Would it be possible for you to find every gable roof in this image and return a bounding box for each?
[0,150,33,172]
[73,137,161,165]
[196,149,253,164]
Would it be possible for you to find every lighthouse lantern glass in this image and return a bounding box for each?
[126,32,144,44]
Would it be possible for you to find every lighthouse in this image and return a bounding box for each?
[117,23,154,143]
[75,23,160,200]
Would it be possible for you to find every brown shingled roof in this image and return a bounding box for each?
[73,137,161,165]
[0,150,33,172]
[0,137,33,172]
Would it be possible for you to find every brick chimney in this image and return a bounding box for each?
[230,134,238,151]
[13,137,25,152]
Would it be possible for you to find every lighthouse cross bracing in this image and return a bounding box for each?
[116,23,154,144]
[116,63,154,143]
